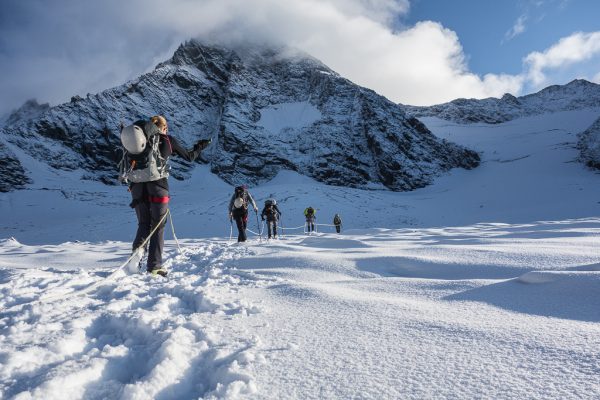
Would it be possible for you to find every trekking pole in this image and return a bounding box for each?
[279,217,285,239]
[255,210,262,242]
[229,216,233,242]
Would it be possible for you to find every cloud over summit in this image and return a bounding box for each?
[0,0,598,115]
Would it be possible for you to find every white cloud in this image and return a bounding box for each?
[0,0,521,113]
[524,31,600,86]
[1,0,598,116]
[101,0,522,105]
[504,15,528,41]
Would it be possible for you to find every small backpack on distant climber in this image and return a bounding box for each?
[118,120,169,183]
[333,214,342,225]
[264,199,278,219]
[305,207,315,216]
[233,186,248,209]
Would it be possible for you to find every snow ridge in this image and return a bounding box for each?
[405,79,600,124]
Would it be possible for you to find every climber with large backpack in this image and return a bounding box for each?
[304,206,316,233]
[119,115,211,276]
[228,185,258,242]
[261,199,282,239]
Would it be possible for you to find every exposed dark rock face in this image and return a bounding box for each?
[0,141,30,192]
[404,79,600,124]
[578,116,600,169]
[1,40,479,192]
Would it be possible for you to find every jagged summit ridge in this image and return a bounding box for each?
[1,40,479,192]
[405,79,600,124]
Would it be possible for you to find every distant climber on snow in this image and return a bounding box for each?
[119,115,211,277]
[333,213,342,233]
[304,206,316,233]
[229,185,258,242]
[261,199,282,239]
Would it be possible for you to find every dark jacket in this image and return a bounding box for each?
[153,134,208,190]
[261,204,281,222]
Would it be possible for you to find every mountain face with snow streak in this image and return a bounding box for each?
[0,40,479,193]
[404,79,600,124]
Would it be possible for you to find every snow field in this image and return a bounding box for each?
[2,220,600,398]
[1,108,600,398]
[0,241,277,399]
[230,228,600,399]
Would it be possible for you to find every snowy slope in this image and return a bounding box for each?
[2,108,600,399]
[2,108,600,244]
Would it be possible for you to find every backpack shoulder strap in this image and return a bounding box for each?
[143,120,161,138]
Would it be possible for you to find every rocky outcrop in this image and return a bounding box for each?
[0,141,30,192]
[578,116,600,169]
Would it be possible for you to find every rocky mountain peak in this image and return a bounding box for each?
[0,41,479,192]
[5,99,50,126]
[500,93,520,105]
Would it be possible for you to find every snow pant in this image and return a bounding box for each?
[306,217,315,232]
[335,225,341,233]
[130,181,169,271]
[266,219,278,238]
[233,209,248,242]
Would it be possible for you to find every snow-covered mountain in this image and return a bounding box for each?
[0,40,479,193]
[404,79,600,124]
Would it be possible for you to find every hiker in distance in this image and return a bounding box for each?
[261,199,282,239]
[304,206,316,233]
[229,185,258,242]
[333,213,342,233]
[120,115,211,276]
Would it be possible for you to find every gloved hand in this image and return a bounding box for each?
[261,217,265,221]
[194,138,212,151]
[228,212,233,221]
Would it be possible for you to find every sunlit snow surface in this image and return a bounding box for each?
[1,109,600,399]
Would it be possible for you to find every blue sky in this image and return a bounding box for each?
[1,0,599,115]
[406,0,600,88]
[405,0,599,76]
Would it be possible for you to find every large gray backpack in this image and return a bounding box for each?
[118,120,169,183]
